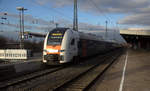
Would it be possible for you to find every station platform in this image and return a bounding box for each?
[90,49,150,91]
[0,56,42,79]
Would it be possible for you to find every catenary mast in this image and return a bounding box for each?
[73,0,78,31]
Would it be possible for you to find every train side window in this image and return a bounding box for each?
[71,39,75,45]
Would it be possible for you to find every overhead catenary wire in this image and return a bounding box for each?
[89,0,111,21]
[30,0,117,31]
[88,0,120,40]
[88,0,117,29]
[30,0,73,21]
[2,0,119,33]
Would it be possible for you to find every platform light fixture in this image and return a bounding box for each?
[16,7,27,49]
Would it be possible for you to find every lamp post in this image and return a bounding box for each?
[16,7,27,49]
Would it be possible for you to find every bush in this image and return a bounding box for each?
[24,40,43,52]
[0,36,7,49]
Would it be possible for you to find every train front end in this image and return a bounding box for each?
[43,28,68,65]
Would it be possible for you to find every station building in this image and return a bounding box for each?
[120,28,150,49]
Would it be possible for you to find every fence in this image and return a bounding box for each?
[0,49,30,60]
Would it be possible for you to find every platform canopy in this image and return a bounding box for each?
[120,28,150,36]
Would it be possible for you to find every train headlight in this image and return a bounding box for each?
[47,49,58,53]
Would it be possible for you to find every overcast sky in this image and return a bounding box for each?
[0,0,150,33]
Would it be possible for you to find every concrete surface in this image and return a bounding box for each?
[89,49,150,91]
[0,57,42,73]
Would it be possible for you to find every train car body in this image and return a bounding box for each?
[43,28,121,65]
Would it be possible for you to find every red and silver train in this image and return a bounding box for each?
[43,28,122,64]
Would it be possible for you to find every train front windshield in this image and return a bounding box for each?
[47,28,68,45]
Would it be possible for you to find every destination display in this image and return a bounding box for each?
[51,33,63,36]
[50,33,63,39]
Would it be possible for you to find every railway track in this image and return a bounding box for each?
[0,65,66,90]
[0,49,124,91]
[53,50,122,91]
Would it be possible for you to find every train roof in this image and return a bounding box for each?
[50,28,69,33]
[48,28,124,44]
[78,31,104,41]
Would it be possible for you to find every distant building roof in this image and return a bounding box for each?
[120,29,150,36]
